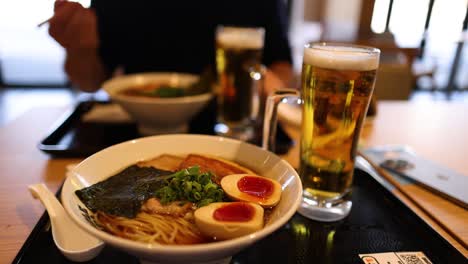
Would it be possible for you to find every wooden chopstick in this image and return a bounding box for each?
[37,18,51,28]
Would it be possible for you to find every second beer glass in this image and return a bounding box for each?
[214,26,265,141]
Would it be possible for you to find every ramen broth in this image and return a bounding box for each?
[119,83,186,98]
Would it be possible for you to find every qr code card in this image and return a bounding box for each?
[359,251,433,264]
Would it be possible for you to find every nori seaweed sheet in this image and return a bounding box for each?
[75,165,173,218]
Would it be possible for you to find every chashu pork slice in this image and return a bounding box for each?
[137,154,184,172]
[178,154,256,184]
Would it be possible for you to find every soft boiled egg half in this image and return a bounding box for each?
[194,202,264,240]
[221,174,282,207]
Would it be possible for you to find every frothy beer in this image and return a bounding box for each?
[215,27,264,136]
[300,44,379,201]
[216,27,264,50]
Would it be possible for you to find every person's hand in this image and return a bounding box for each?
[264,69,287,95]
[48,0,99,51]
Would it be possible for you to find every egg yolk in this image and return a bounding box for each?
[213,202,255,222]
[237,176,274,199]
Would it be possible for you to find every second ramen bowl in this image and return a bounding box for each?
[61,134,302,264]
[102,72,213,135]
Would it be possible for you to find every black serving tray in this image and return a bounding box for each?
[38,99,293,157]
[13,168,466,264]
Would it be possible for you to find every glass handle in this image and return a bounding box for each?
[262,88,300,152]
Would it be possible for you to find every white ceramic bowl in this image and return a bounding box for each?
[62,134,302,264]
[102,73,213,135]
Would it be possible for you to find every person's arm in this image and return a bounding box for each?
[261,0,294,90]
[48,1,108,92]
[64,49,108,92]
[269,61,293,88]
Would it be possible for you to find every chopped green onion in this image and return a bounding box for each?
[153,166,224,207]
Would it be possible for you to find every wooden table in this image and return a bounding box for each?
[0,101,467,263]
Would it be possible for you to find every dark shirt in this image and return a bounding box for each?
[91,0,292,75]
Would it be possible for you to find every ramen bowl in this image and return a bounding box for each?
[62,134,302,264]
[102,72,213,135]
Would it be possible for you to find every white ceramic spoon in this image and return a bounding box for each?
[29,183,104,262]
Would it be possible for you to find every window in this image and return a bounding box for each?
[0,0,90,86]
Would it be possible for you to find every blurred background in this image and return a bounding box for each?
[0,0,467,124]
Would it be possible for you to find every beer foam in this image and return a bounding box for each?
[217,28,264,49]
[303,45,379,71]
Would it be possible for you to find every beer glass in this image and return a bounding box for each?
[263,43,380,221]
[214,26,265,141]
